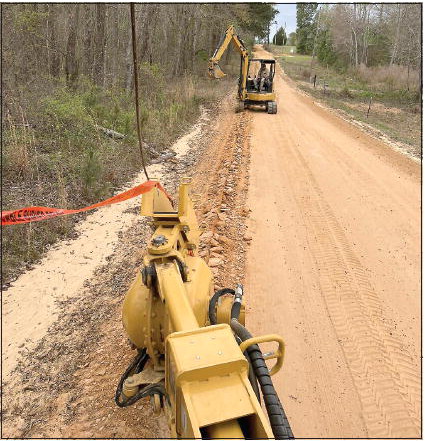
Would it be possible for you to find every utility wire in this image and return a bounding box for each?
[130,3,149,181]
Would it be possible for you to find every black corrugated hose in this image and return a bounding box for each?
[209,286,294,439]
[209,287,261,402]
[230,319,294,439]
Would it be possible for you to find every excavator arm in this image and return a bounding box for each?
[208,25,250,100]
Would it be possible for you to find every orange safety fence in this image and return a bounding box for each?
[2,180,171,226]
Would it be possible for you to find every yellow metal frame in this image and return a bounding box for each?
[246,92,275,102]
[208,25,276,105]
[121,179,285,438]
[166,325,273,438]
[239,334,285,376]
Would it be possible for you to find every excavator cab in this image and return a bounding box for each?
[209,25,278,114]
[247,59,276,93]
[244,58,277,113]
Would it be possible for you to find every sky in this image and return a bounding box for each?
[274,3,297,37]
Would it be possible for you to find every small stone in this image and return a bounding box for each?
[210,238,220,247]
[97,368,107,376]
[200,231,213,241]
[208,258,223,267]
[243,234,253,242]
[210,246,223,253]
[205,212,217,220]
[219,236,232,245]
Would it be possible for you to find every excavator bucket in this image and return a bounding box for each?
[208,62,226,79]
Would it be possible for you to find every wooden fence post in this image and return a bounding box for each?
[367,96,373,118]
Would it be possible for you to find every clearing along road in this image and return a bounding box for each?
[245,46,420,438]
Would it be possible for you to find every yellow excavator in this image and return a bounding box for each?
[209,25,278,114]
[115,179,293,439]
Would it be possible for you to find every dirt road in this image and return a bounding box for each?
[245,47,421,438]
[2,47,420,438]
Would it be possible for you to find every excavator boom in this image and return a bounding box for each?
[208,25,278,113]
[208,25,250,100]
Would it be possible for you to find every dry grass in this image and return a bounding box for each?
[268,45,421,155]
[2,69,235,286]
[355,63,420,93]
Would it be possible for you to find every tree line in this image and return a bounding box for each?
[295,3,421,72]
[3,3,277,94]
[1,3,278,283]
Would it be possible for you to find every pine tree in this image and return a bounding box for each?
[274,26,287,46]
[296,3,318,54]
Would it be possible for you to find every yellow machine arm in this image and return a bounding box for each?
[208,25,250,101]
[116,179,293,439]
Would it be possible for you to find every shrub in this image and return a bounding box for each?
[81,147,104,201]
[339,86,353,99]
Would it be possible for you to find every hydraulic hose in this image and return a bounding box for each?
[208,288,235,325]
[230,319,294,440]
[115,348,148,407]
[209,287,261,402]
[230,284,243,320]
[115,348,165,408]
[234,333,261,403]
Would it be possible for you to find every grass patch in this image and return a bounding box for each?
[268,44,421,155]
[2,68,235,285]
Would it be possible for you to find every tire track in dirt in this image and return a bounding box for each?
[245,46,420,438]
[282,135,420,437]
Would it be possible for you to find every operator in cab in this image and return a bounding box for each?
[254,62,269,91]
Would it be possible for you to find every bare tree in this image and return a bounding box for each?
[94,4,106,86]
[65,5,80,86]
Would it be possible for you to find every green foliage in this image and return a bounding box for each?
[44,89,93,127]
[296,3,318,54]
[239,3,278,40]
[317,29,337,66]
[195,49,209,62]
[42,88,96,156]
[288,32,297,46]
[366,31,392,67]
[81,147,105,201]
[274,27,287,46]
[13,8,47,34]
[140,61,162,80]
